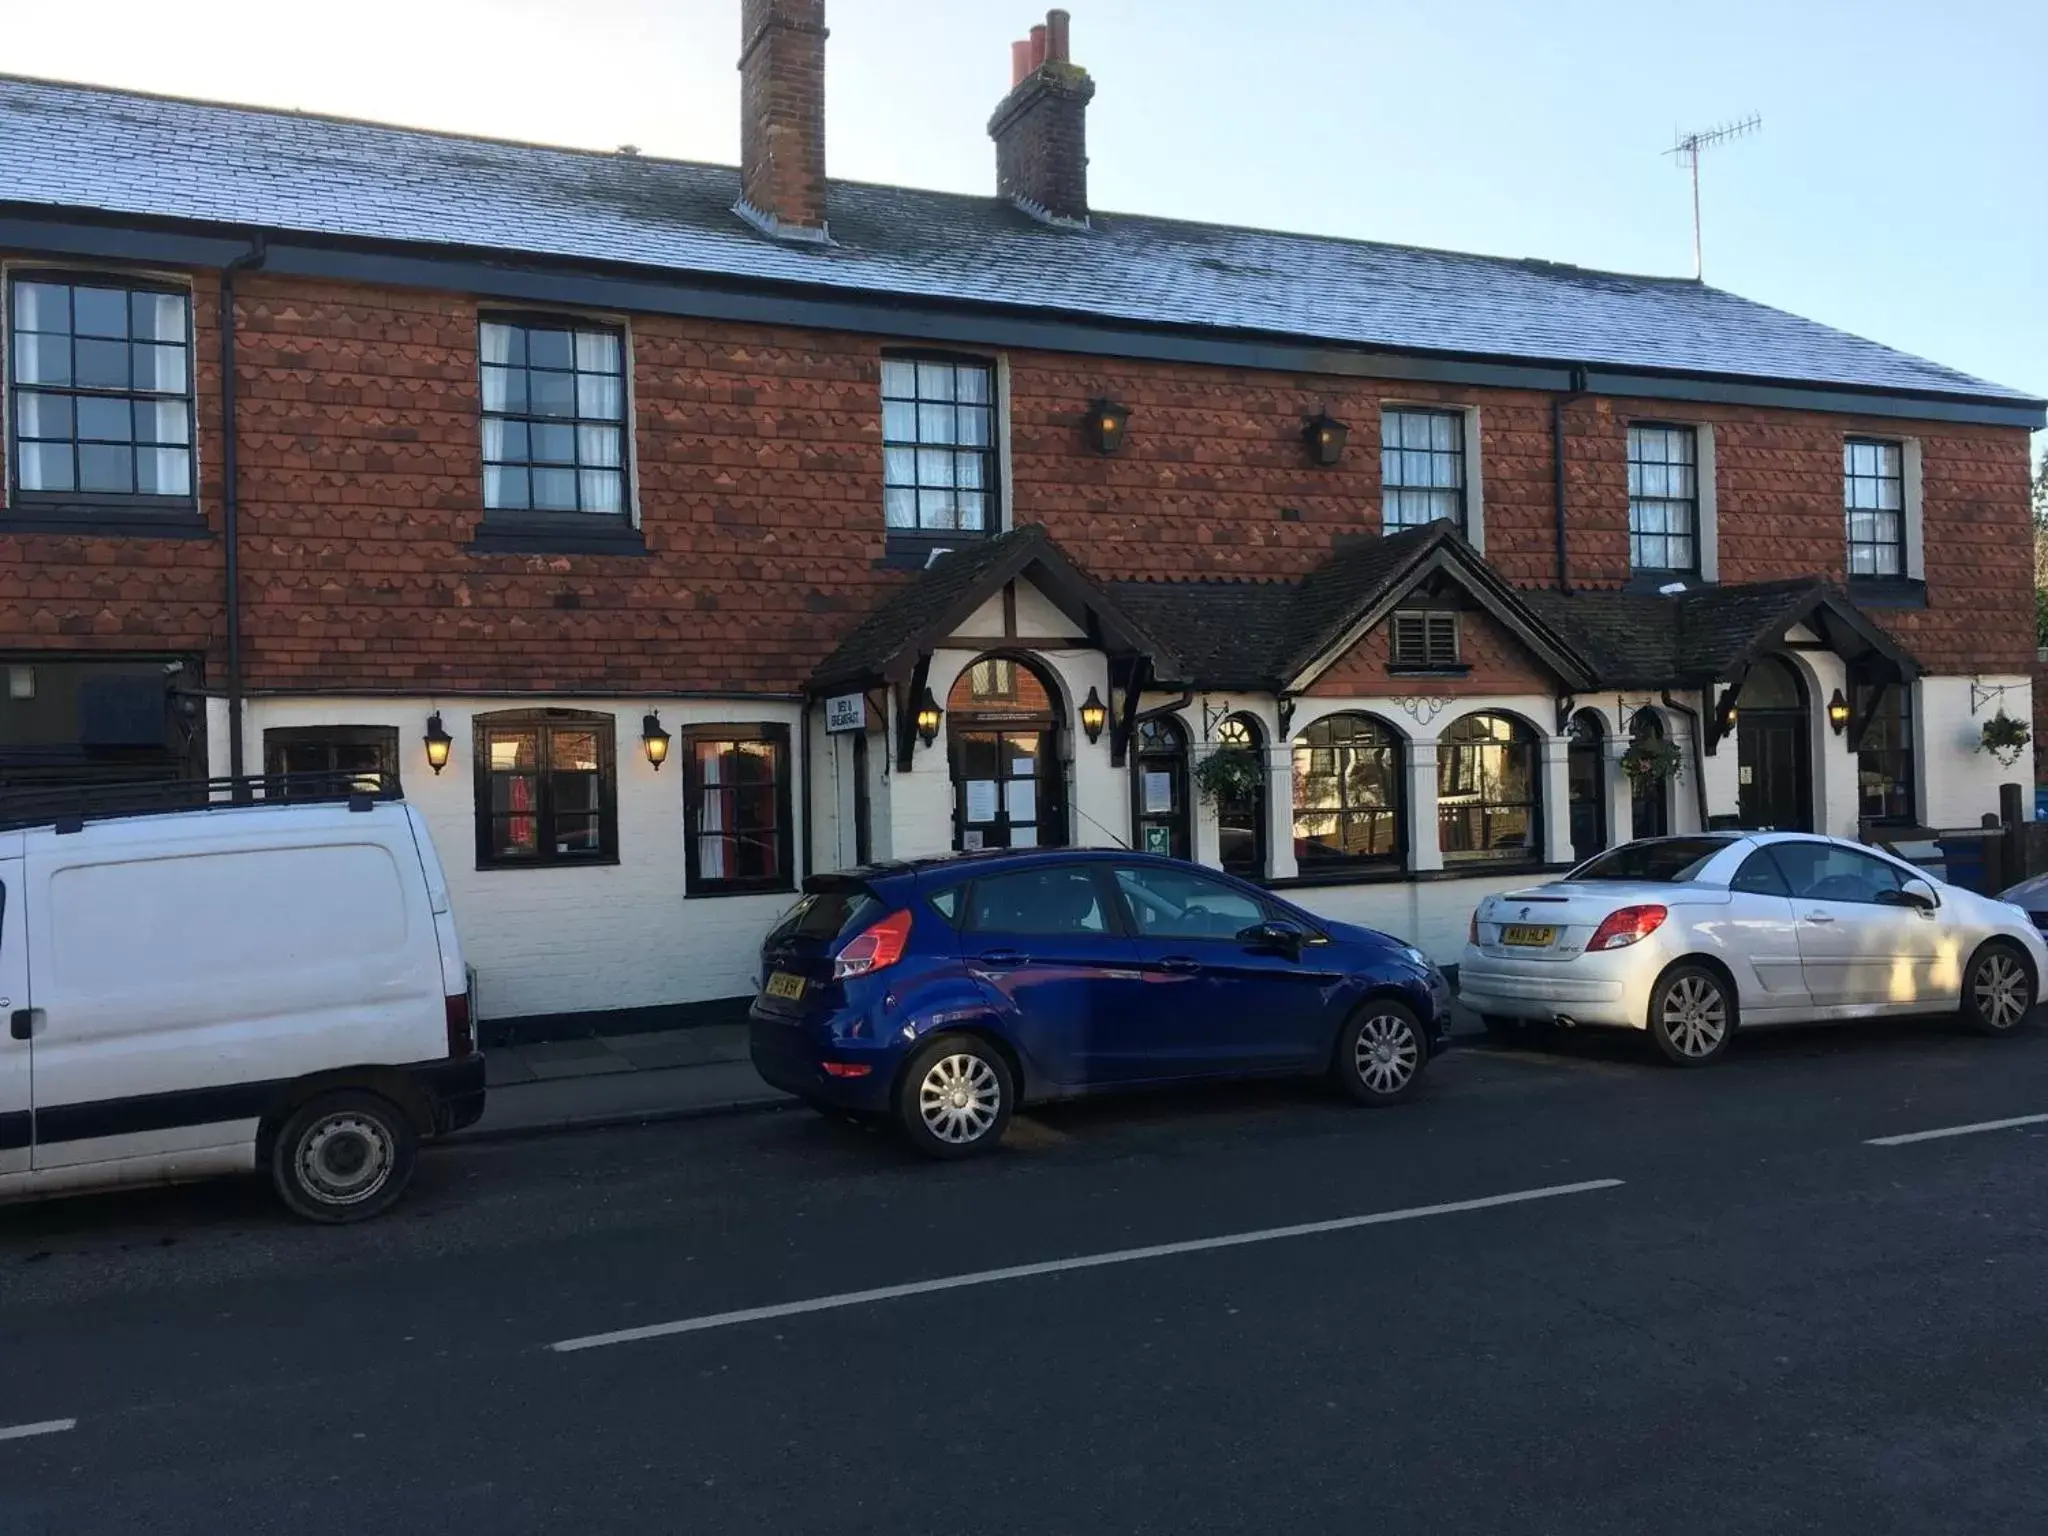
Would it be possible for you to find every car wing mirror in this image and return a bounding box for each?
[1897,877,1939,912]
[1238,919,1306,956]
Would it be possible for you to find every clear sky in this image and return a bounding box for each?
[5,0,2042,435]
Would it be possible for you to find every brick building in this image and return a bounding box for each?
[1,3,2040,1035]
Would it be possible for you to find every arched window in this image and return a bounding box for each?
[946,652,1066,850]
[1292,714,1404,871]
[1567,708,1606,864]
[1132,715,1190,859]
[1215,713,1268,878]
[1438,712,1540,862]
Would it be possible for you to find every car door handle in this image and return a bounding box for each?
[9,1008,40,1041]
[977,949,1028,967]
[1158,955,1202,974]
[1802,914,1835,925]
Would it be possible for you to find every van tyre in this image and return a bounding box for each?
[1648,964,1733,1066]
[1335,1001,1428,1105]
[1962,941,2034,1036]
[270,1091,418,1223]
[896,1036,1014,1159]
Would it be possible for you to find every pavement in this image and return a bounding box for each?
[6,1012,2048,1533]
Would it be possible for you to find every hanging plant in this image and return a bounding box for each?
[1977,711,2032,769]
[1193,746,1265,807]
[1619,735,1684,785]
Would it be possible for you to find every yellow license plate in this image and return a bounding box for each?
[764,971,806,1000]
[1501,924,1557,947]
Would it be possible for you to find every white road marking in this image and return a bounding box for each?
[1867,1111,2048,1147]
[548,1177,1626,1354]
[0,1419,76,1443]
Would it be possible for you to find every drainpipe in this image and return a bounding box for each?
[220,235,268,780]
[798,701,813,881]
[1551,366,1589,593]
[1661,689,1712,831]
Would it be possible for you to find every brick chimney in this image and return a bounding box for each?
[988,9,1095,227]
[736,0,830,243]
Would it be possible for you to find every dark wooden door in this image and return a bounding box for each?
[1738,713,1811,832]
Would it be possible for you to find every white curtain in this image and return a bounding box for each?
[700,744,727,879]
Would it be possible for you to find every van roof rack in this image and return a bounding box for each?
[0,772,405,835]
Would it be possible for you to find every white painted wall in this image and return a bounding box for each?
[1287,871,1554,963]
[1918,675,2034,827]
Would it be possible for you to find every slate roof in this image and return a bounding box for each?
[1105,580,1299,691]
[0,74,2032,406]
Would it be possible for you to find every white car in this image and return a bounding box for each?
[1457,832,2047,1065]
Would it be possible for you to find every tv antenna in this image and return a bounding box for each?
[1665,114,1761,280]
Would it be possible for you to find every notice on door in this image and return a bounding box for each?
[1006,778,1036,825]
[965,780,1000,823]
[1142,771,1174,814]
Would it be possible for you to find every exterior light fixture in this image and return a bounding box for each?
[423,711,453,775]
[1087,398,1130,456]
[642,711,672,769]
[1079,686,1108,743]
[1827,689,1850,736]
[1302,411,1348,466]
[914,688,943,747]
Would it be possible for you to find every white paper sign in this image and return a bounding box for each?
[825,693,866,734]
[1142,771,1174,814]
[1007,778,1036,825]
[965,779,1000,823]
[962,830,985,850]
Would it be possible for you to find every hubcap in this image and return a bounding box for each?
[1974,952,2030,1030]
[918,1053,1000,1144]
[296,1113,395,1206]
[1353,1014,1419,1095]
[1660,974,1728,1058]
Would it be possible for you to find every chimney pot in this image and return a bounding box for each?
[1046,9,1070,62]
[736,0,831,242]
[1011,38,1031,87]
[1029,23,1047,69]
[988,8,1094,226]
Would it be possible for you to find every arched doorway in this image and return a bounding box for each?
[1567,709,1606,863]
[947,654,1067,850]
[1736,655,1812,832]
[1214,713,1268,878]
[1629,709,1670,840]
[1131,715,1191,859]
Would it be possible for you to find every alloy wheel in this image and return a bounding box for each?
[918,1052,1002,1145]
[296,1112,396,1207]
[1659,974,1728,1058]
[1353,1013,1420,1096]
[1973,952,2031,1030]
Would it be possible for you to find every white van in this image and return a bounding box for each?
[0,788,483,1222]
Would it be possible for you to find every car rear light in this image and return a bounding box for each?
[1587,904,1669,951]
[821,1061,873,1078]
[833,908,913,980]
[1469,909,1480,944]
[445,991,476,1057]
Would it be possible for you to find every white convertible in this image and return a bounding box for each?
[1458,833,2047,1065]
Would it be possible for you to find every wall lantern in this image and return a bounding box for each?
[642,711,672,770]
[914,687,944,747]
[1826,689,1851,736]
[1087,398,1130,456]
[1302,411,1348,466]
[1079,686,1108,744]
[423,711,453,775]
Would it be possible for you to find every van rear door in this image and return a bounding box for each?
[0,852,27,1176]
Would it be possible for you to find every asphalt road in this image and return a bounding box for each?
[4,1016,2048,1535]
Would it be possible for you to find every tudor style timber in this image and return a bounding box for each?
[0,7,2039,1036]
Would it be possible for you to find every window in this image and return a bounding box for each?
[1380,407,1465,531]
[1438,712,1541,862]
[9,276,193,504]
[683,725,793,895]
[1854,684,1915,824]
[1214,713,1267,880]
[964,864,1111,936]
[1390,612,1459,669]
[473,711,617,868]
[882,356,995,537]
[1292,714,1404,870]
[966,658,1017,702]
[765,885,880,945]
[1729,848,1792,897]
[1112,863,1267,941]
[1574,836,1735,884]
[262,726,400,797]
[1766,841,1907,905]
[479,317,627,517]
[1844,439,1905,579]
[1627,424,1698,573]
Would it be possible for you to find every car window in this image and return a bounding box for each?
[1768,842,1905,905]
[965,866,1111,936]
[767,885,880,944]
[927,886,964,925]
[1113,863,1266,940]
[1571,837,1734,883]
[1728,849,1791,897]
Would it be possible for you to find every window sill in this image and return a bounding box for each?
[1266,859,1574,891]
[1387,664,1471,679]
[876,531,988,571]
[467,520,648,557]
[476,855,622,872]
[686,881,797,900]
[1846,577,1926,609]
[4,507,210,540]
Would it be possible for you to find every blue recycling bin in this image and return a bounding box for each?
[1935,833,1991,894]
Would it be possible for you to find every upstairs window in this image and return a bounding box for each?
[9,276,194,506]
[1380,407,1465,532]
[1627,424,1698,574]
[479,318,628,519]
[882,356,995,539]
[1844,439,1905,579]
[1390,612,1459,669]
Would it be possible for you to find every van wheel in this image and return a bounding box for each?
[270,1091,418,1223]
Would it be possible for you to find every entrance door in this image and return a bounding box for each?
[1736,657,1812,833]
[1629,711,1669,840]
[0,859,27,1175]
[1131,716,1190,860]
[1567,710,1606,862]
[953,728,1059,850]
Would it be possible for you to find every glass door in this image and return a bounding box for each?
[953,729,1056,850]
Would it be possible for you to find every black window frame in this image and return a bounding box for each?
[1380,406,1467,534]
[1843,437,1906,581]
[6,270,199,523]
[1853,684,1916,826]
[472,709,620,870]
[682,723,795,897]
[474,311,637,548]
[261,725,401,798]
[881,351,998,557]
[1627,422,1700,576]
[1389,611,1462,671]
[1291,712,1406,872]
[1437,711,1543,863]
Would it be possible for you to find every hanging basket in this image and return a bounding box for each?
[1192,746,1265,807]
[1977,711,2032,769]
[1619,736,1684,785]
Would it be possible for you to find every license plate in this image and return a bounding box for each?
[764,971,806,1000]
[1501,924,1557,948]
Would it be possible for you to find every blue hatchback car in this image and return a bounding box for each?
[749,848,1452,1157]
